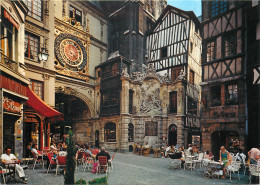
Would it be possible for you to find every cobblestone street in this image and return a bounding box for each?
[7,152,249,185]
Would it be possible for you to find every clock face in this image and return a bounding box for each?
[60,39,82,66]
[55,33,87,71]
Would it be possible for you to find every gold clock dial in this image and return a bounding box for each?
[60,39,83,67]
[55,33,87,72]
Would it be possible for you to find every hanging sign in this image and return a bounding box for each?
[3,96,21,114]
[4,9,20,30]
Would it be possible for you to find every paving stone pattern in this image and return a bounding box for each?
[7,152,249,185]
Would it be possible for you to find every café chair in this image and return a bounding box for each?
[46,153,56,174]
[108,153,116,170]
[97,156,108,176]
[55,156,66,176]
[32,151,44,170]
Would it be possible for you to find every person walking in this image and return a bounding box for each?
[219,146,231,179]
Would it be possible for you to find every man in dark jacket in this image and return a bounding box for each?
[96,147,110,162]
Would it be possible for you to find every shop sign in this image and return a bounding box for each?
[3,97,21,114]
[4,9,20,30]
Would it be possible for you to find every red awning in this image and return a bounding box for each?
[26,87,63,122]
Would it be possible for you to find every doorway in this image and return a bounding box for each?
[211,131,239,161]
[95,130,99,148]
[168,124,177,146]
[3,114,16,151]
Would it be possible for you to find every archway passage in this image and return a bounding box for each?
[168,124,177,146]
[52,93,91,143]
[211,131,239,161]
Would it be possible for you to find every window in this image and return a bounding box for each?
[25,0,42,21]
[111,62,119,76]
[1,14,14,58]
[211,0,228,17]
[110,89,119,105]
[226,84,237,105]
[169,91,177,113]
[223,33,236,57]
[25,32,40,61]
[129,90,134,114]
[104,122,116,142]
[145,121,158,136]
[102,65,110,78]
[69,6,82,23]
[102,92,109,106]
[188,97,197,115]
[160,47,168,58]
[190,42,193,53]
[29,80,44,100]
[102,90,120,106]
[189,70,195,85]
[128,123,134,142]
[207,40,216,62]
[171,67,183,81]
[211,86,221,106]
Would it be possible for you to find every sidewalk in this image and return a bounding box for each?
[7,152,250,185]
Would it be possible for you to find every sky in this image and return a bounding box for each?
[167,0,202,17]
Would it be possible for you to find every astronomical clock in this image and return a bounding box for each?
[54,14,91,81]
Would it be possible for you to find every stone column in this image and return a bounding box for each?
[177,117,185,146]
[121,76,130,114]
[120,76,130,151]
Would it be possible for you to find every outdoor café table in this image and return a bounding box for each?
[153,149,161,158]
[3,160,21,183]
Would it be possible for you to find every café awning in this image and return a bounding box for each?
[26,87,63,122]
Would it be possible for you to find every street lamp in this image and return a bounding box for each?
[38,47,49,62]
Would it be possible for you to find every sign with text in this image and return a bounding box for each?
[3,96,22,114]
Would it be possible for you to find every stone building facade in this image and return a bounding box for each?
[0,0,30,156]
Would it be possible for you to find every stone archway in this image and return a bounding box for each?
[55,85,95,118]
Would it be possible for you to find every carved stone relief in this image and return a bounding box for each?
[140,79,162,115]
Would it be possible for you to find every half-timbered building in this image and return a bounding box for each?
[246,1,260,150]
[201,1,252,159]
[146,5,202,147]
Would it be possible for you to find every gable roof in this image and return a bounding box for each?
[149,5,201,34]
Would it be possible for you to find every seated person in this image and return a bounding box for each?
[178,147,185,166]
[143,142,150,149]
[31,144,50,167]
[1,147,28,183]
[187,144,193,154]
[26,142,33,157]
[191,146,199,156]
[135,143,141,154]
[50,142,59,156]
[170,145,175,153]
[165,145,171,157]
[84,145,94,157]
[96,147,111,162]
[62,142,67,150]
[204,150,213,160]
[161,146,165,158]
